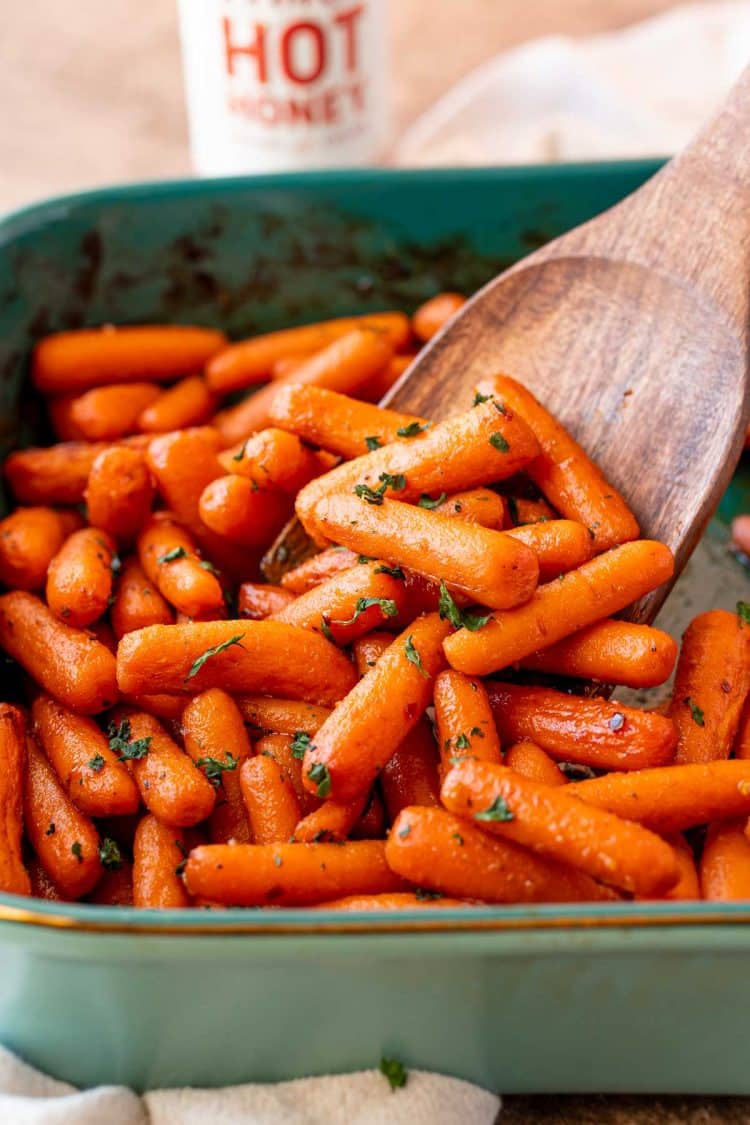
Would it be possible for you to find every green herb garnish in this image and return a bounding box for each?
[199,560,220,575]
[404,635,429,678]
[195,752,239,787]
[307,762,331,799]
[232,441,247,462]
[398,823,411,838]
[333,597,398,627]
[320,617,335,642]
[107,718,152,761]
[88,753,106,773]
[475,795,514,823]
[290,731,312,760]
[473,391,492,406]
[685,697,705,727]
[365,435,382,451]
[738,601,750,628]
[374,564,404,579]
[158,546,187,564]
[99,837,123,871]
[396,421,430,438]
[489,432,510,453]
[417,492,447,510]
[71,841,83,863]
[454,732,471,750]
[185,633,245,680]
[380,1057,408,1090]
[437,582,491,632]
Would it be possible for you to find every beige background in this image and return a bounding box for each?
[2,1,748,1122]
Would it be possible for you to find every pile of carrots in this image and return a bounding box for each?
[2,290,750,911]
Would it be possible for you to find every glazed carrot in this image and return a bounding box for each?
[0,706,30,895]
[432,489,507,530]
[293,792,368,843]
[24,734,102,898]
[0,592,118,714]
[219,428,327,493]
[444,540,675,675]
[198,476,292,548]
[505,741,566,787]
[0,507,81,591]
[110,557,174,639]
[254,733,320,816]
[184,840,404,906]
[238,582,295,619]
[89,861,134,906]
[28,856,66,901]
[267,384,427,460]
[441,758,678,896]
[67,382,161,441]
[568,761,750,833]
[146,426,222,534]
[132,815,191,908]
[280,547,359,594]
[312,892,469,910]
[352,629,391,674]
[302,613,450,802]
[111,709,216,828]
[4,437,148,505]
[32,324,227,394]
[271,560,407,646]
[237,697,331,736]
[32,694,140,818]
[486,683,677,771]
[508,496,557,525]
[138,375,216,433]
[505,519,594,581]
[117,620,358,706]
[642,834,699,901]
[412,292,466,342]
[669,610,750,763]
[358,354,415,403]
[239,755,301,844]
[380,718,441,820]
[48,396,85,441]
[123,694,186,722]
[351,789,387,840]
[521,620,678,688]
[386,807,615,904]
[206,313,409,394]
[433,669,503,777]
[735,694,750,759]
[137,513,225,619]
[182,688,253,845]
[700,820,750,900]
[270,354,317,379]
[476,376,639,550]
[45,527,117,628]
[89,619,117,654]
[84,447,155,544]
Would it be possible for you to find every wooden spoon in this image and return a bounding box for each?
[265,67,750,624]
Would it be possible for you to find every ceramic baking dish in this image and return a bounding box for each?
[2,162,750,1094]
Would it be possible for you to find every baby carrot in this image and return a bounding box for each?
[313,893,469,910]
[198,476,292,548]
[182,688,252,844]
[24,734,102,898]
[28,856,66,901]
[47,396,85,442]
[351,789,387,840]
[412,293,466,342]
[432,489,507,530]
[238,582,295,619]
[293,792,368,843]
[184,840,404,906]
[219,428,327,493]
[267,384,427,460]
[111,557,174,639]
[4,437,148,506]
[669,610,750,763]
[358,354,416,403]
[33,324,227,394]
[0,705,30,895]
[67,382,161,441]
[505,519,594,581]
[520,620,678,688]
[280,547,359,594]
[352,630,390,673]
[303,613,451,802]
[441,758,678,896]
[386,806,615,904]
[0,592,118,714]
[311,494,539,611]
[509,496,558,525]
[32,694,140,818]
[132,815,191,908]
[504,741,567,787]
[46,527,117,628]
[433,669,502,777]
[239,755,301,844]
[237,697,331,736]
[117,620,358,706]
[138,513,225,619]
[254,733,320,817]
[444,540,675,675]
[146,426,222,534]
[206,313,409,394]
[700,820,750,900]
[122,694,186,722]
[89,862,134,907]
[138,375,216,433]
[487,683,677,770]
[0,507,82,591]
[380,718,442,820]
[84,447,155,544]
[642,834,700,901]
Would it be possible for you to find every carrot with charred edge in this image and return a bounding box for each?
[238,582,295,620]
[313,893,470,910]
[476,375,639,550]
[267,384,427,460]
[45,527,117,628]
[444,540,675,675]
[220,428,328,493]
[294,792,368,843]
[487,683,677,771]
[198,476,292,548]
[509,497,558,525]
[206,313,409,394]
[700,820,750,900]
[521,620,678,689]
[89,862,134,906]
[146,427,223,534]
[441,758,678,896]
[67,383,161,442]
[0,592,118,714]
[358,354,416,403]
[24,734,102,899]
[351,789,387,840]
[568,761,750,832]
[237,698,331,736]
[255,733,320,816]
[111,557,174,639]
[434,669,503,778]
[271,560,407,646]
[386,806,616,904]
[32,694,140,818]
[432,489,507,529]
[112,709,216,828]
[117,620,357,707]
[3,436,149,506]
[33,325,227,394]
[133,815,191,908]
[505,520,594,582]
[0,706,30,895]
[642,834,699,901]
[505,741,567,787]
[381,718,441,820]
[182,688,252,845]
[0,507,82,591]
[280,548,359,594]
[184,840,405,906]
[669,610,750,763]
[138,375,216,433]
[412,293,466,342]
[302,613,450,802]
[239,755,300,844]
[138,513,225,619]
[84,447,155,544]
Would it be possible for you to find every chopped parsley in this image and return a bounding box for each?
[404,635,429,678]
[333,597,398,627]
[232,441,247,462]
[158,546,187,564]
[365,435,382,452]
[88,753,106,772]
[308,762,332,799]
[374,564,405,579]
[398,823,411,838]
[71,841,83,863]
[45,822,55,836]
[558,762,596,781]
[185,633,245,680]
[320,617,335,642]
[417,492,447,510]
[414,888,443,901]
[379,472,407,493]
[489,432,510,453]
[452,831,464,846]
[473,391,492,406]
[354,472,407,506]
[380,1056,408,1091]
[438,582,490,632]
[199,560,220,575]
[475,795,514,823]
[99,837,123,871]
[738,601,750,628]
[685,697,705,727]
[195,752,239,787]
[107,718,152,761]
[290,731,312,760]
[396,421,430,438]
[454,732,471,750]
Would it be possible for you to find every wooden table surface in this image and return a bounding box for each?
[3,2,747,1121]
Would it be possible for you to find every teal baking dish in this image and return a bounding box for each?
[2,162,750,1095]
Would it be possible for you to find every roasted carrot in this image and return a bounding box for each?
[293,792,368,843]
[669,610,750,763]
[133,815,191,908]
[280,547,359,594]
[146,426,222,534]
[122,693,186,722]
[351,789,387,840]
[254,733,320,816]
[521,620,678,688]
[4,437,148,506]
[0,705,30,895]
[67,382,161,441]
[352,630,391,674]
[137,513,225,619]
[84,447,155,544]
[28,856,66,901]
[505,519,594,581]
[504,741,567,787]
[182,688,253,844]
[509,496,558,525]
[433,669,503,777]
[198,476,292,548]
[432,489,507,529]
[89,861,134,906]
[642,834,700,901]
[33,324,227,394]
[0,592,118,714]
[138,375,216,433]
[312,892,469,910]
[358,354,415,403]
[0,507,81,591]
[238,582,295,619]
[380,718,441,820]
[412,292,466,342]
[700,820,750,900]
[45,527,117,628]
[237,697,331,736]
[117,619,357,706]
[184,839,404,906]
[444,540,675,675]
[486,683,677,771]
[47,396,85,442]
[219,428,327,493]
[239,755,301,844]
[110,557,174,639]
